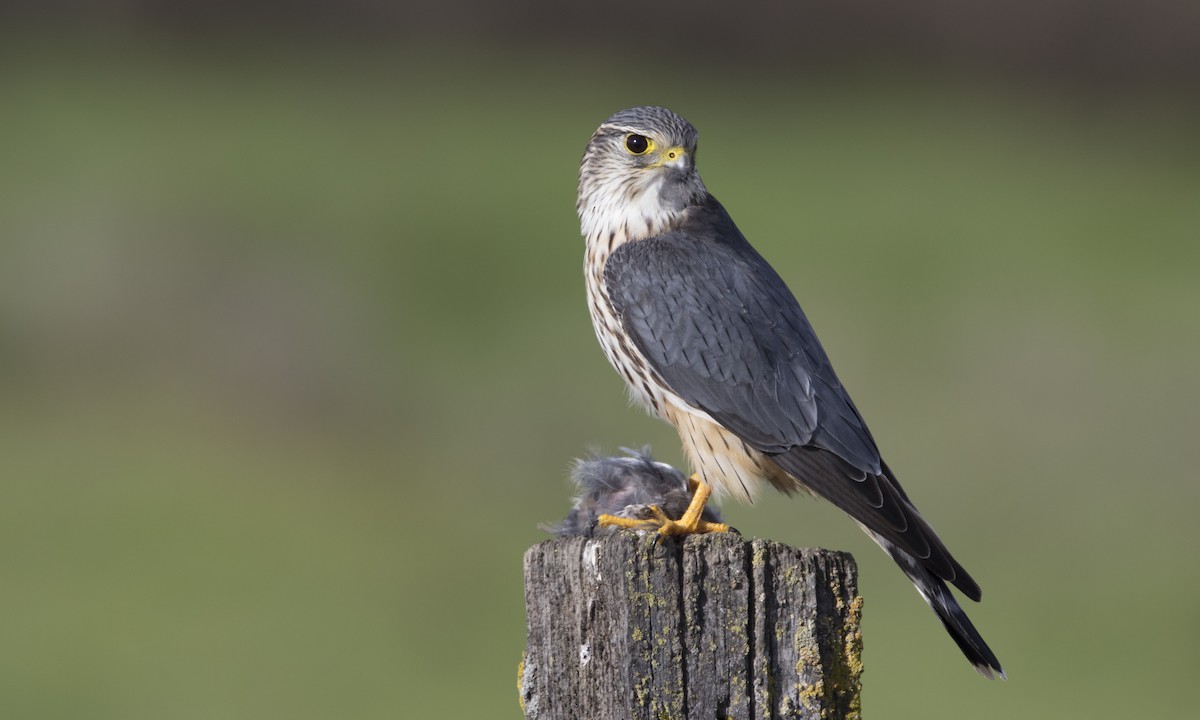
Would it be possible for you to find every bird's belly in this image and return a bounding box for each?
[663,405,791,504]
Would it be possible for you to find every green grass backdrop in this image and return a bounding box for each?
[1,38,1198,718]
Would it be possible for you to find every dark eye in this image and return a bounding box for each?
[625,134,650,155]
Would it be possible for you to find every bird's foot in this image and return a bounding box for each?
[598,474,729,537]
[669,474,729,535]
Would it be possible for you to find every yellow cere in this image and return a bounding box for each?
[647,145,688,169]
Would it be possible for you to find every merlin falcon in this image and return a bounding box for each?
[576,105,1004,678]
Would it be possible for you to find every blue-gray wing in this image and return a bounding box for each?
[605,198,880,468]
[604,196,979,598]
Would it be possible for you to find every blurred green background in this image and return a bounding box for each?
[1,3,1198,718]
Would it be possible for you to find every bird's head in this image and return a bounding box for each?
[577,106,707,241]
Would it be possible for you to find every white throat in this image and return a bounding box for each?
[578,173,683,243]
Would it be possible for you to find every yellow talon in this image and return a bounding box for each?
[596,474,729,536]
[596,513,657,531]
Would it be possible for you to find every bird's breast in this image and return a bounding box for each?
[584,232,670,419]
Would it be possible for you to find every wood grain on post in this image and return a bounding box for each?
[519,532,862,720]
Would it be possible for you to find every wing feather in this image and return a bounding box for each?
[605,195,979,598]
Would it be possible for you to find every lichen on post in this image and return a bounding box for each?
[520,532,861,720]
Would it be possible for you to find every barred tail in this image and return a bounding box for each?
[865,529,1006,679]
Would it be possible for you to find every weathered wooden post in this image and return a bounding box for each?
[519,532,863,720]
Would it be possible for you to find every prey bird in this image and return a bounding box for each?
[576,106,1003,678]
[550,448,727,537]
